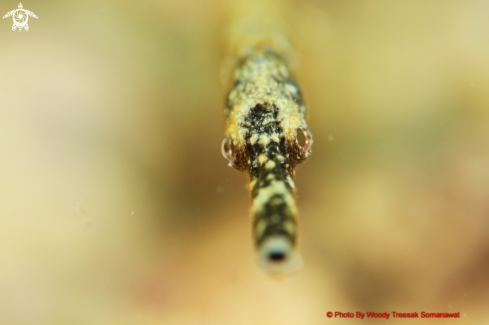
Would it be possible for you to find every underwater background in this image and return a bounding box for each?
[0,0,488,324]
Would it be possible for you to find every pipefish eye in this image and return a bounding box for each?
[295,125,313,153]
[221,137,236,165]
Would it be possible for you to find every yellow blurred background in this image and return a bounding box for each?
[1,0,488,324]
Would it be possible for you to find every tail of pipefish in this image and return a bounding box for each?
[221,0,313,277]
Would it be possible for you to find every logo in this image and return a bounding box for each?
[3,3,37,32]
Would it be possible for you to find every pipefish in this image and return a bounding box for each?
[221,0,313,277]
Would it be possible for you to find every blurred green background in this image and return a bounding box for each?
[1,0,488,324]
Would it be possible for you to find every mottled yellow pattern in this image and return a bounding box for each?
[222,2,313,277]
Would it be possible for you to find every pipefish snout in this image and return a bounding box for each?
[222,44,313,277]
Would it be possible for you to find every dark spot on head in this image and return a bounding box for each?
[269,251,286,262]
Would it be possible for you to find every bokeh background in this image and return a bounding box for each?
[1,0,488,324]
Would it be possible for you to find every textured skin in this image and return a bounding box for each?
[223,44,312,248]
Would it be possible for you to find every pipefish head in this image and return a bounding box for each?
[221,103,312,278]
[221,105,313,176]
[221,46,313,175]
[221,46,312,277]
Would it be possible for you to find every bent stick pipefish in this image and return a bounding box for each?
[221,0,313,277]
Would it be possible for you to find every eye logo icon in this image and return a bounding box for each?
[3,3,38,32]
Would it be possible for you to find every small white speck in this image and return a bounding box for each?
[130,211,134,215]
[328,134,334,141]
[73,203,84,214]
[217,186,224,193]
[82,218,91,227]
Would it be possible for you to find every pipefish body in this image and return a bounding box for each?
[221,0,313,277]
